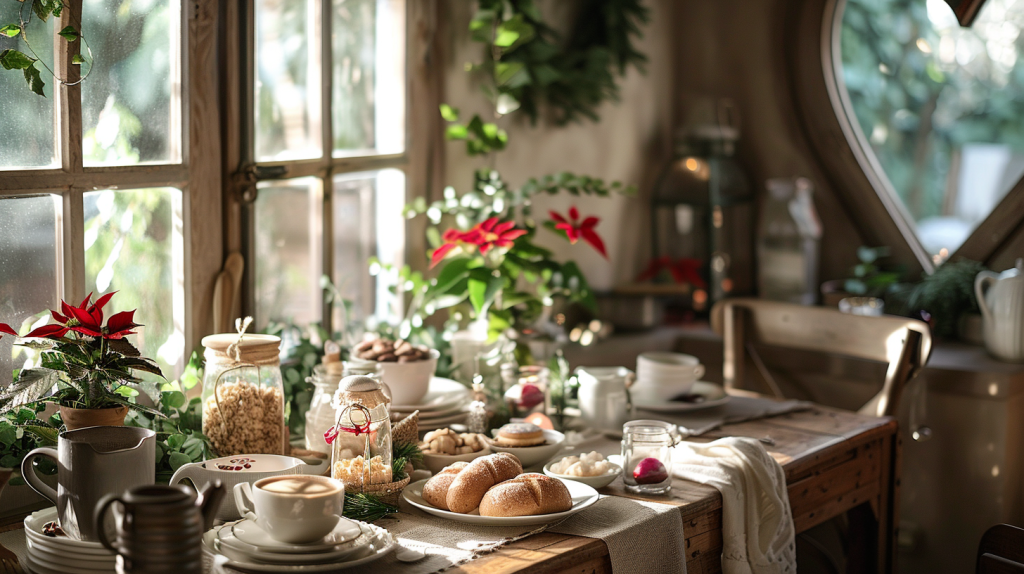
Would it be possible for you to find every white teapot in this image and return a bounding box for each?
[976,259,1024,362]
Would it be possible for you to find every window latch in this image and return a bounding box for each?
[233,164,289,203]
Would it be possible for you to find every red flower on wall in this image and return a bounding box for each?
[549,207,607,258]
[430,217,526,268]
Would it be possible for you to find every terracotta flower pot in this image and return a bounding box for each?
[59,405,129,430]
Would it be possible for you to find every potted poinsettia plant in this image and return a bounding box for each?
[0,292,164,429]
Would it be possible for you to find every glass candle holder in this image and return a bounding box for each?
[621,420,674,494]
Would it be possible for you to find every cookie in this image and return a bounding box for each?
[494,423,545,447]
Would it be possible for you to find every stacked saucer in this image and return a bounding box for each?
[24,508,115,574]
[203,515,395,571]
[390,377,471,432]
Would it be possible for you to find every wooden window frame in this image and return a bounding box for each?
[0,0,223,368]
[221,0,441,333]
[788,0,1024,274]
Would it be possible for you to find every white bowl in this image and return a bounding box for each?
[378,350,439,405]
[420,444,492,475]
[486,429,565,469]
[543,459,621,489]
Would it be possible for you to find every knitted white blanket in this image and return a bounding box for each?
[673,437,797,574]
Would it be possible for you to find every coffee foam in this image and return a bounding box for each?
[257,476,342,496]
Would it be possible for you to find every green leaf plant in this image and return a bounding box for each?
[0,0,93,96]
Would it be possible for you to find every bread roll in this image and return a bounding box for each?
[479,474,572,517]
[445,453,523,514]
[421,461,468,510]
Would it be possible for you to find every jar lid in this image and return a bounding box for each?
[202,333,281,365]
[334,375,390,410]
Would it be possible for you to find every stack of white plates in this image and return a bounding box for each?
[203,516,395,572]
[390,377,471,431]
[24,508,115,574]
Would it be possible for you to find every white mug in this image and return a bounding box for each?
[635,352,706,401]
[233,475,344,544]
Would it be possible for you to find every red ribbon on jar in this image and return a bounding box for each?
[324,403,372,444]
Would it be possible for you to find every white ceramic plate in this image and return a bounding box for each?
[217,523,375,564]
[24,508,114,556]
[543,459,621,490]
[229,517,362,553]
[416,412,470,426]
[391,400,468,420]
[388,377,470,412]
[403,477,599,526]
[24,552,112,574]
[26,538,115,565]
[632,381,730,413]
[202,522,395,572]
[486,429,566,469]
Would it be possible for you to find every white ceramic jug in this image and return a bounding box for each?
[976,259,1024,362]
[576,367,636,437]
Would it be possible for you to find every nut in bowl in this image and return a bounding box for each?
[351,338,439,405]
[543,452,621,489]
[486,424,565,469]
[418,429,491,474]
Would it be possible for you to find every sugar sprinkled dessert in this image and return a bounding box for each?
[549,451,614,477]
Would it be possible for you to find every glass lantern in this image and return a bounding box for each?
[649,101,754,313]
[327,375,393,492]
[201,332,286,456]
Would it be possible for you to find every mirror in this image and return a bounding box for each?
[837,0,1024,264]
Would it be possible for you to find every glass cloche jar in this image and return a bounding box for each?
[201,332,286,456]
[326,375,393,492]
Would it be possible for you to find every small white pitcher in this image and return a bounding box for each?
[576,366,636,437]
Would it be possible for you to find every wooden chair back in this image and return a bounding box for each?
[710,298,932,417]
[977,524,1024,573]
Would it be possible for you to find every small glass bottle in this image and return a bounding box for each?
[621,420,674,495]
[201,333,286,456]
[304,365,342,454]
[501,364,549,417]
[466,379,489,434]
[327,375,393,492]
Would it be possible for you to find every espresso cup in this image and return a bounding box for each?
[233,475,344,544]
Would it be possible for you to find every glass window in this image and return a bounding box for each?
[84,188,185,377]
[839,0,1024,262]
[255,0,322,161]
[0,195,61,387]
[0,1,55,168]
[254,178,324,328]
[332,0,406,155]
[82,0,181,166]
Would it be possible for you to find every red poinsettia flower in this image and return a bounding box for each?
[549,207,607,258]
[0,323,15,338]
[429,218,526,268]
[104,310,140,340]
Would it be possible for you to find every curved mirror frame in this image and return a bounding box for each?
[823,0,1024,269]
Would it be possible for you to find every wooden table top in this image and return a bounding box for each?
[456,399,898,574]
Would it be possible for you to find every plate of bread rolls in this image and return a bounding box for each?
[403,452,600,525]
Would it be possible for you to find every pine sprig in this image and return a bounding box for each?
[393,440,423,465]
[343,492,398,523]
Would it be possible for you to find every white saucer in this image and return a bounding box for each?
[403,476,599,526]
[632,381,731,412]
[389,377,470,412]
[230,516,362,553]
[203,521,395,572]
[218,523,374,564]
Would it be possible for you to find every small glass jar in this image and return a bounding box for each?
[328,375,393,492]
[201,333,286,456]
[501,364,549,417]
[304,365,342,454]
[621,420,674,494]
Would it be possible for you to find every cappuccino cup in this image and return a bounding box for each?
[233,475,344,544]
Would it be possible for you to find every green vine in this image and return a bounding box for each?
[0,0,92,96]
[464,0,649,126]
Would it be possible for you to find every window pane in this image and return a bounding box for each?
[840,0,1024,260]
[256,0,322,161]
[0,2,56,168]
[332,0,406,155]
[84,188,185,379]
[0,195,60,388]
[254,178,323,329]
[82,0,180,166]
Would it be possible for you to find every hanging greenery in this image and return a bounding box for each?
[466,0,649,126]
[0,0,92,96]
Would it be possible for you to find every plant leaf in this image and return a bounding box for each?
[71,54,85,65]
[0,49,35,70]
[23,66,45,96]
[118,357,164,377]
[439,103,459,122]
[0,368,59,411]
[57,25,78,42]
[107,338,141,357]
[168,452,191,471]
[0,25,20,38]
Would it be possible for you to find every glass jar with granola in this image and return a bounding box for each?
[201,331,286,456]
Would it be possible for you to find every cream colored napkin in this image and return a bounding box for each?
[673,437,796,574]
[550,496,686,574]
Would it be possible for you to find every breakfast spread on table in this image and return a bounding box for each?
[490,422,547,447]
[421,452,572,517]
[420,428,488,455]
[548,451,615,477]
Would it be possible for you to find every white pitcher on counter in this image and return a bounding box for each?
[576,366,636,437]
[976,259,1024,362]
